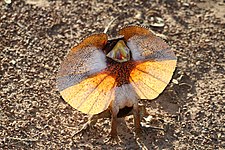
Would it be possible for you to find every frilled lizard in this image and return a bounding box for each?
[56,26,177,139]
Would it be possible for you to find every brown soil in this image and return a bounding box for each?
[0,0,224,149]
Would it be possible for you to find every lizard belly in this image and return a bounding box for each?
[114,84,139,109]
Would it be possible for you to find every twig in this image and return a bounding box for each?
[173,49,186,56]
[70,27,73,39]
[179,82,193,91]
[103,17,118,34]
[5,137,38,142]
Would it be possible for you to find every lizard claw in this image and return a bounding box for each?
[72,122,93,138]
[104,134,120,144]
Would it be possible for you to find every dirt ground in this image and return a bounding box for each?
[0,0,224,149]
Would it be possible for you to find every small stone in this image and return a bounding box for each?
[10,60,16,65]
[183,3,189,7]
[134,11,142,19]
[172,79,179,84]
[4,0,11,4]
[150,16,165,27]
[144,115,153,122]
